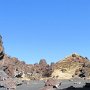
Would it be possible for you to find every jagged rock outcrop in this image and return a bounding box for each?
[1,33,90,81]
[0,35,4,60]
[25,59,53,80]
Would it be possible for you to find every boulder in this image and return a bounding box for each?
[45,78,60,88]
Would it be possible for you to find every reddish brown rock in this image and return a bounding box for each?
[4,78,16,90]
[3,65,15,77]
[39,59,47,66]
[1,35,90,81]
[45,78,60,88]
[40,86,55,90]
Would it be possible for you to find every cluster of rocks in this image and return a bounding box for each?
[1,34,90,90]
[0,55,53,80]
[0,35,55,89]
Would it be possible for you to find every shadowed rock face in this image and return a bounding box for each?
[0,35,4,60]
[39,59,53,77]
[25,59,53,80]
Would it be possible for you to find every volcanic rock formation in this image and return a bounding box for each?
[51,53,90,79]
[1,35,90,90]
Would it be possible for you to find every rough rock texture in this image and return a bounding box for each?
[0,70,16,90]
[40,78,60,90]
[45,78,60,88]
[0,35,4,60]
[25,59,53,80]
[0,35,90,81]
[51,53,90,79]
[1,34,90,90]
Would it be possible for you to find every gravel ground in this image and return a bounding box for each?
[0,80,45,90]
[0,79,90,90]
[17,80,45,90]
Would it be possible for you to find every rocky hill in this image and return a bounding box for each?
[0,36,53,80]
[1,35,90,89]
[0,35,90,80]
[52,53,90,79]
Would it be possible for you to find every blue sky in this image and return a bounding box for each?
[0,0,90,64]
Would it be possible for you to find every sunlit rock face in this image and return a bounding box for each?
[51,53,90,79]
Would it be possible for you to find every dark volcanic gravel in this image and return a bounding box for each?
[0,79,90,90]
[17,80,45,90]
[0,80,44,90]
[56,78,90,90]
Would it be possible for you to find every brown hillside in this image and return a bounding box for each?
[52,53,90,79]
